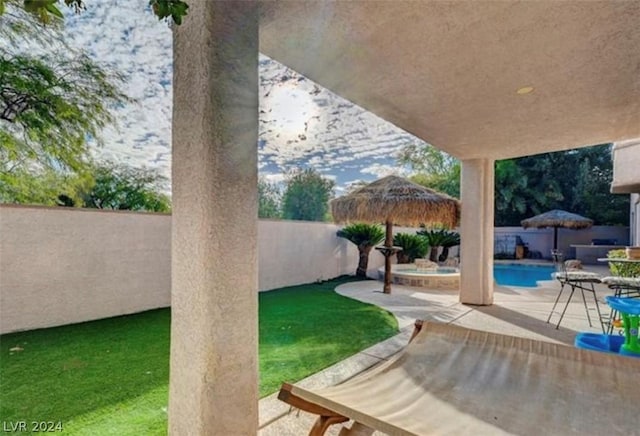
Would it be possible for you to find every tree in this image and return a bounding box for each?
[258,178,281,219]
[337,223,385,277]
[0,3,130,201]
[0,1,189,25]
[570,151,629,225]
[0,53,130,170]
[82,162,170,212]
[0,166,90,205]
[494,144,627,226]
[397,142,460,198]
[281,168,335,221]
[398,141,627,226]
[493,158,562,226]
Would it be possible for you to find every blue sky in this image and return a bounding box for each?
[62,0,429,194]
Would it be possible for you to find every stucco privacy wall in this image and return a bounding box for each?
[0,206,390,333]
[496,226,630,259]
[2,205,625,333]
[0,205,172,334]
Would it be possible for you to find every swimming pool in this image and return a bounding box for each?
[493,263,555,287]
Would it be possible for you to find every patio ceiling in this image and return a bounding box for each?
[259,1,640,160]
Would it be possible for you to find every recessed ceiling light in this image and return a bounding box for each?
[516,86,534,95]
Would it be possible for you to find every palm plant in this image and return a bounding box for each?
[337,223,385,277]
[417,229,459,262]
[393,233,430,264]
[438,232,461,262]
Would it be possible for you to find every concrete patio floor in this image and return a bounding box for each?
[259,266,615,435]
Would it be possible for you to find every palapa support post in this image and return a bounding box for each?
[384,220,393,293]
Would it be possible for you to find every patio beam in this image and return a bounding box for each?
[169,1,259,434]
[459,158,495,305]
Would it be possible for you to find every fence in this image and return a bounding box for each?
[0,206,389,333]
[0,204,629,333]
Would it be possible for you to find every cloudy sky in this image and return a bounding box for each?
[61,0,428,194]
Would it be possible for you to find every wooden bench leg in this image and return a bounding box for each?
[309,415,349,436]
[338,421,375,435]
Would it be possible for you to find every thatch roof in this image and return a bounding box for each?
[521,209,593,230]
[331,175,460,228]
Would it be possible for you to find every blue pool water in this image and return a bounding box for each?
[493,264,555,287]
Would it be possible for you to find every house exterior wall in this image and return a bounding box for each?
[631,194,640,246]
[611,140,640,246]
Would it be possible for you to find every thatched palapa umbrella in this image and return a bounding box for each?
[331,175,460,293]
[521,209,593,251]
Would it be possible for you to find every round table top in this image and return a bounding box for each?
[597,257,640,263]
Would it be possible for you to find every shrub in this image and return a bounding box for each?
[417,229,460,262]
[607,249,640,277]
[393,233,429,264]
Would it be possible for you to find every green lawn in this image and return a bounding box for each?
[0,276,398,435]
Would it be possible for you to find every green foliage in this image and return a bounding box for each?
[0,166,90,205]
[399,141,628,226]
[0,53,130,173]
[607,249,640,277]
[337,223,385,276]
[82,162,170,212]
[0,277,397,433]
[570,148,630,225]
[337,223,385,247]
[258,178,282,219]
[494,154,565,226]
[398,143,460,198]
[495,144,627,225]
[282,168,335,221]
[417,228,460,262]
[149,0,189,25]
[0,0,188,25]
[0,6,131,203]
[393,233,429,264]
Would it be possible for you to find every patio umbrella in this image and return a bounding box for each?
[521,209,593,252]
[331,175,460,293]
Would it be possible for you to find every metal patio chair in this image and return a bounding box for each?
[546,250,606,332]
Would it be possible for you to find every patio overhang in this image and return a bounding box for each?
[611,140,640,194]
[260,1,640,159]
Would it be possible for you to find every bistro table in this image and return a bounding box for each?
[597,258,640,333]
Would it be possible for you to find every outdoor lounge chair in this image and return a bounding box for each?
[278,321,640,435]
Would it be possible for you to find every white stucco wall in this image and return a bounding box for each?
[496,226,630,260]
[0,204,630,333]
[0,206,392,333]
[0,205,172,334]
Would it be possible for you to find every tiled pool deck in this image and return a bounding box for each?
[259,265,613,435]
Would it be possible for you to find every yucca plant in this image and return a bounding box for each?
[393,233,430,264]
[417,229,460,262]
[337,223,385,277]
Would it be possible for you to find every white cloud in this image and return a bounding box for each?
[360,164,408,178]
[48,2,432,194]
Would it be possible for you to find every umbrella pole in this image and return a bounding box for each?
[553,227,558,252]
[384,220,393,294]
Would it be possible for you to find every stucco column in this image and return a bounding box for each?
[459,158,494,305]
[169,2,258,435]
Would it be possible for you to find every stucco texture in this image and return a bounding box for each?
[0,205,170,334]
